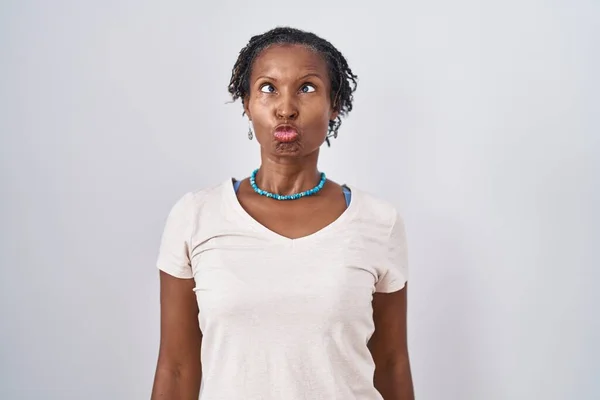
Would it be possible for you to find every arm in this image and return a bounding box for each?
[368,284,414,400]
[151,271,202,400]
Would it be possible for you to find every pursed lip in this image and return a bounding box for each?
[273,123,300,134]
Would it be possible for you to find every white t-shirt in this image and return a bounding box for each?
[156,178,409,400]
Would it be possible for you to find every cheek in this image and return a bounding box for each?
[310,105,335,131]
[304,97,333,119]
[248,99,271,123]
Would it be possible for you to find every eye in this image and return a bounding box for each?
[260,84,276,93]
[300,84,316,93]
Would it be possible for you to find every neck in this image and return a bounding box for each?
[255,152,322,195]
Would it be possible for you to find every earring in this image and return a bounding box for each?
[247,122,253,140]
[326,119,339,139]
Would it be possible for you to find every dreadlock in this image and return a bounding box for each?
[227,27,358,147]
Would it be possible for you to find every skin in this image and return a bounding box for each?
[151,273,201,400]
[151,43,414,399]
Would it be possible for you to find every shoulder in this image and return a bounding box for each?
[349,185,405,233]
[164,179,229,219]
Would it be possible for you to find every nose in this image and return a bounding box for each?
[275,93,298,120]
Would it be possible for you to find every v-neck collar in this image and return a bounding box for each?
[223,178,359,244]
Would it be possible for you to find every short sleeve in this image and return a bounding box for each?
[375,210,409,293]
[156,192,195,279]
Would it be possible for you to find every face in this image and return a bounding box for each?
[244,44,338,157]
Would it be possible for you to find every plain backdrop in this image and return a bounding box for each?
[1,1,598,399]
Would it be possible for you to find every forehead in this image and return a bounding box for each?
[251,44,329,79]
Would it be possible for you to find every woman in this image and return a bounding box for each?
[151,27,414,400]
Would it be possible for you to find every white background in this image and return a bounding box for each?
[1,1,598,399]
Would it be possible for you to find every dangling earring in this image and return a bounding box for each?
[247,122,254,140]
[325,119,339,147]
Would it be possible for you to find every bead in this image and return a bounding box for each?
[249,168,326,201]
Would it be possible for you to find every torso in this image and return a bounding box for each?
[156,178,407,400]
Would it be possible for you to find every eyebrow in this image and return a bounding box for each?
[297,73,324,81]
[255,75,278,82]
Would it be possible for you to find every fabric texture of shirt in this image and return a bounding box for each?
[156,178,409,400]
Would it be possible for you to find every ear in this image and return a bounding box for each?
[330,96,340,121]
[243,96,251,120]
[330,108,339,121]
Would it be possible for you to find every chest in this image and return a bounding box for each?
[190,232,382,330]
[237,192,348,240]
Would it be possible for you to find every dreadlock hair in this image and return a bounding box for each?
[227,27,358,147]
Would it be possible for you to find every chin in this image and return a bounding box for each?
[272,140,304,156]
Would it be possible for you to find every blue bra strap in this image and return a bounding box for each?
[233,179,352,207]
[342,185,352,207]
[233,179,242,193]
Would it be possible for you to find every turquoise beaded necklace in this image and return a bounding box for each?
[249,168,326,200]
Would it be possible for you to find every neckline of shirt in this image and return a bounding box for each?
[222,177,360,244]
